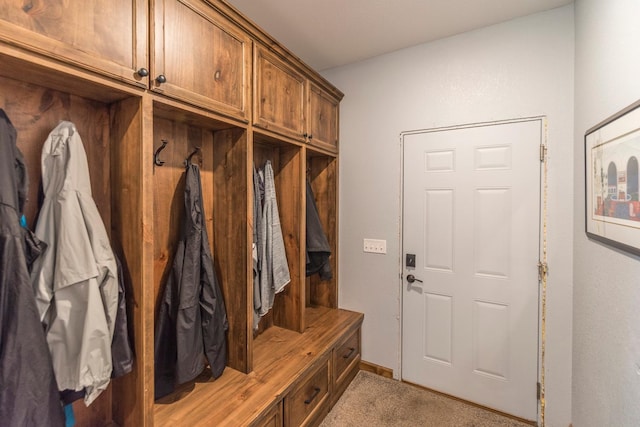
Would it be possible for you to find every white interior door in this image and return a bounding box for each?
[401,120,541,421]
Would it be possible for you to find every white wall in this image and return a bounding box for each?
[323,6,574,426]
[573,1,640,426]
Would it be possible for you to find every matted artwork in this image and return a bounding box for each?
[585,99,640,256]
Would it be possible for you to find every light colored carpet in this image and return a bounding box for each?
[320,371,534,427]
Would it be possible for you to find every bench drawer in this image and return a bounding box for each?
[285,356,330,427]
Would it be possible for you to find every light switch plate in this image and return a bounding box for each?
[363,238,387,254]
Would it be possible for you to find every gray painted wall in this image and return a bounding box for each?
[573,1,640,426]
[323,5,574,426]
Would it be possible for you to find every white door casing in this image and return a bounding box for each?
[401,119,542,421]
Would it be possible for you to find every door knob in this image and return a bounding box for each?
[406,274,423,284]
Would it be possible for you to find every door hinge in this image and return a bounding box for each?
[540,144,547,162]
[537,382,542,400]
[537,262,548,282]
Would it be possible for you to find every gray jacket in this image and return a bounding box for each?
[306,181,332,280]
[30,121,118,405]
[258,161,290,317]
[0,109,65,426]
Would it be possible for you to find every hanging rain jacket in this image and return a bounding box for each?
[305,181,332,280]
[155,163,228,399]
[0,109,65,426]
[252,165,263,331]
[111,253,134,378]
[30,121,119,406]
[258,161,290,317]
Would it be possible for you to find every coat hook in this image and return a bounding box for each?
[185,146,201,167]
[154,139,168,166]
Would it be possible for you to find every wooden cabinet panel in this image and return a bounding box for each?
[152,0,251,120]
[307,82,339,152]
[0,0,148,86]
[212,127,252,374]
[253,47,340,152]
[254,45,306,141]
[285,356,330,427]
[252,402,283,427]
[332,327,361,406]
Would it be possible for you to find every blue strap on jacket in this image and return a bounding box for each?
[64,404,75,427]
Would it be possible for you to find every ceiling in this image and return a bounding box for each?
[226,0,573,71]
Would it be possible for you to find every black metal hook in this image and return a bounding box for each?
[154,139,168,166]
[185,146,201,167]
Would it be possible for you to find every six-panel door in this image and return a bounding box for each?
[402,120,542,421]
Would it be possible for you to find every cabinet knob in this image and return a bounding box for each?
[308,134,313,140]
[137,68,149,77]
[156,74,167,84]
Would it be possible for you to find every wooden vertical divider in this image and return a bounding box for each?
[213,128,252,373]
[111,94,154,427]
[271,145,304,333]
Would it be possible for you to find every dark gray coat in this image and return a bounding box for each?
[305,181,332,280]
[0,109,64,426]
[154,163,228,399]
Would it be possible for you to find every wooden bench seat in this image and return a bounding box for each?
[155,307,363,427]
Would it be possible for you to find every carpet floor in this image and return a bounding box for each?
[320,371,534,427]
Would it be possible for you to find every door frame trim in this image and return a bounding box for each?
[398,116,548,424]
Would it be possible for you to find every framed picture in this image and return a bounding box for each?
[585,99,640,256]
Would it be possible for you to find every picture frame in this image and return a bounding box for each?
[585,98,640,256]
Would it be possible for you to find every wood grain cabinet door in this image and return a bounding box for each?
[152,0,251,120]
[307,82,339,153]
[254,45,306,142]
[0,0,148,87]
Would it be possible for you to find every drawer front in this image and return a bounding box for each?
[252,401,283,427]
[285,357,330,427]
[333,328,360,386]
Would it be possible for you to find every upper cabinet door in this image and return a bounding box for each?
[152,0,251,121]
[0,0,148,87]
[307,82,339,153]
[254,45,305,142]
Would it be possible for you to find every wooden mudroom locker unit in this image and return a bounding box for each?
[0,0,362,426]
